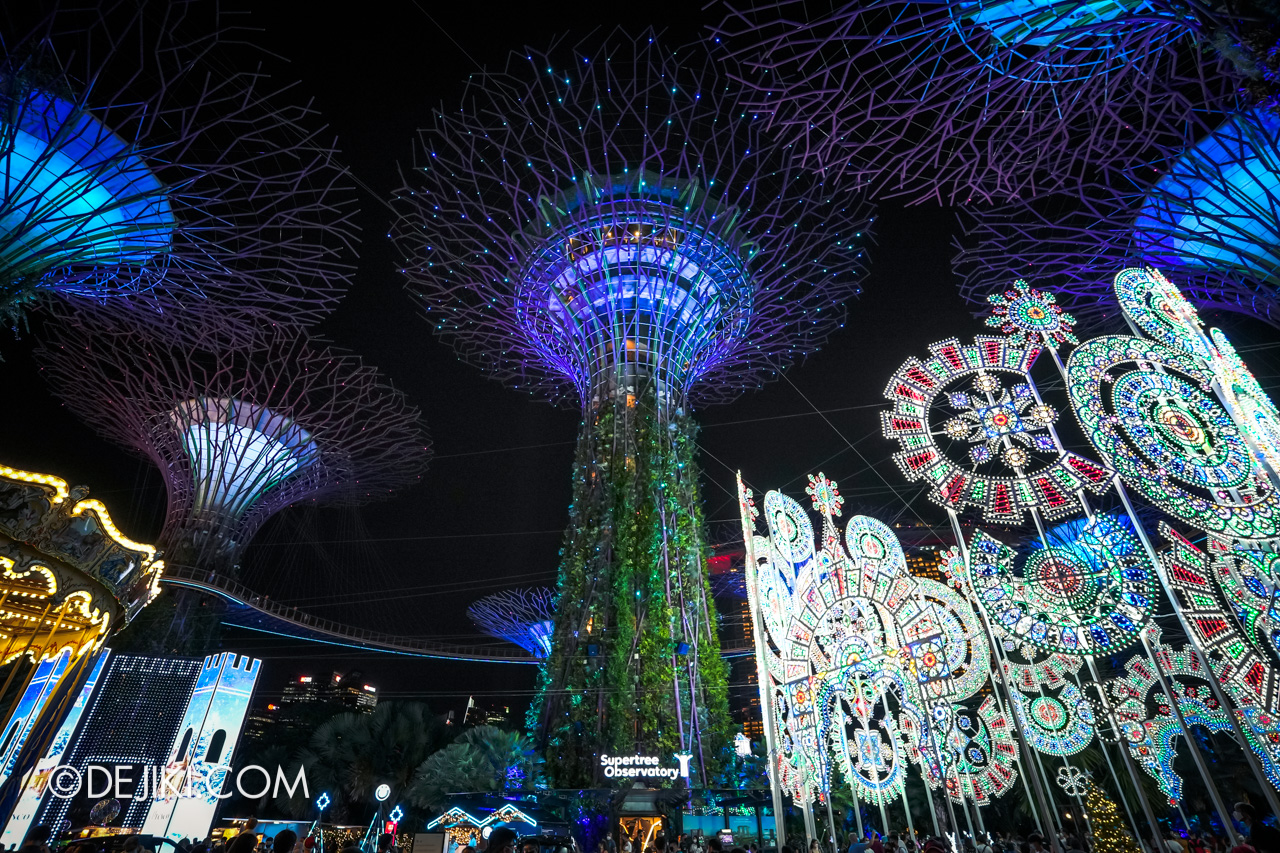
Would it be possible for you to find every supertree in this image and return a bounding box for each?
[0,1,357,330]
[33,307,428,652]
[392,30,872,786]
[466,588,557,659]
[714,0,1246,204]
[956,107,1280,330]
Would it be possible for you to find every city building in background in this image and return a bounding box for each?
[463,697,511,729]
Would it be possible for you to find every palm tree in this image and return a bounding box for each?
[409,725,543,808]
[275,702,447,821]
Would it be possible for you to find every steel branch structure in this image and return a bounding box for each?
[0,1,358,329]
[956,107,1280,330]
[393,30,871,787]
[715,0,1239,205]
[466,588,557,658]
[34,310,428,578]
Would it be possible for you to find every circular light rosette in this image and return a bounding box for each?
[1211,328,1280,485]
[985,279,1078,350]
[1114,268,1214,362]
[1013,683,1095,756]
[883,335,1111,524]
[1067,334,1280,542]
[966,515,1155,656]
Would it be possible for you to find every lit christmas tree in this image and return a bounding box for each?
[1085,779,1142,853]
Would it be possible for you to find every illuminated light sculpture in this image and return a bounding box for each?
[1011,683,1096,755]
[986,280,1079,351]
[1066,333,1280,542]
[739,476,1001,810]
[882,335,1111,524]
[1109,267,1280,490]
[393,30,872,787]
[966,516,1155,655]
[1159,525,1280,705]
[34,313,428,585]
[1108,642,1234,804]
[714,0,1227,204]
[0,3,356,331]
[1158,525,1280,790]
[466,588,557,658]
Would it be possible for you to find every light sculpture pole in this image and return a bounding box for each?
[1061,268,1280,816]
[0,1,357,331]
[957,108,1280,332]
[393,30,872,787]
[466,588,557,658]
[715,0,1239,205]
[34,309,429,651]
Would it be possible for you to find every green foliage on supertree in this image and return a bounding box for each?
[531,385,731,787]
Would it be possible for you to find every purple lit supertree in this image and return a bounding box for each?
[33,308,428,651]
[955,106,1280,330]
[392,30,872,786]
[0,1,357,330]
[466,588,557,659]
[714,0,1247,205]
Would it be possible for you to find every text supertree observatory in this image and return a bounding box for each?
[467,588,557,659]
[955,106,1280,330]
[0,1,357,331]
[393,31,872,786]
[34,309,428,652]
[714,0,1245,204]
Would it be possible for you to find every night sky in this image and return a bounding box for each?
[2,2,1278,726]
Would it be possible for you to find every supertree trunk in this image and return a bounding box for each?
[536,381,729,787]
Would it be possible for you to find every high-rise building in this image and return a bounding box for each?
[708,543,763,744]
[281,671,377,713]
[463,697,511,729]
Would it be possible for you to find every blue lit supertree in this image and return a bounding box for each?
[956,106,1280,330]
[33,307,428,652]
[714,0,1249,205]
[392,30,872,786]
[0,1,357,331]
[467,588,557,658]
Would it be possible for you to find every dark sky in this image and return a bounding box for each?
[2,2,1277,725]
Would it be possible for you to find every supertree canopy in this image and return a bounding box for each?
[467,588,557,658]
[957,107,1280,330]
[715,0,1240,204]
[34,310,429,579]
[0,1,357,329]
[393,30,871,787]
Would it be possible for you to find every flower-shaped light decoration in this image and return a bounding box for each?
[986,280,1078,351]
[806,472,844,518]
[883,336,1111,524]
[1057,766,1088,797]
[942,372,1059,469]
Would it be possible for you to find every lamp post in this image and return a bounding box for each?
[315,793,331,853]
